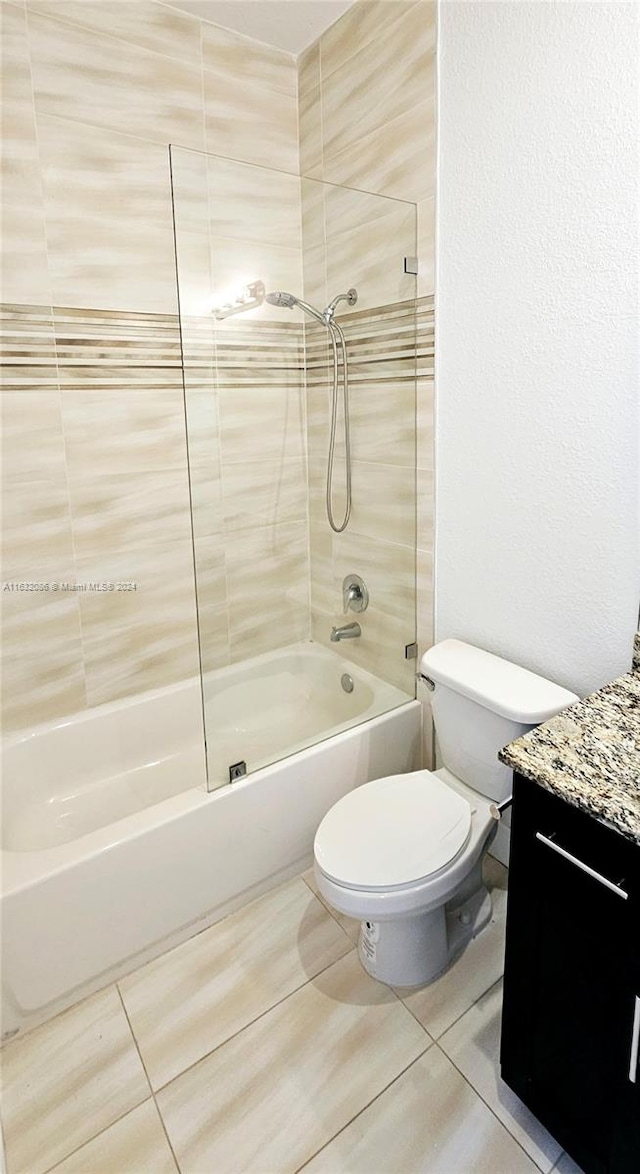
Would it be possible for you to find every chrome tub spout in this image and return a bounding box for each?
[330,621,361,642]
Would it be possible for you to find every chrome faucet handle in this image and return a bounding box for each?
[342,573,369,614]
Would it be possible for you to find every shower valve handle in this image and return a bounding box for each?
[342,574,369,614]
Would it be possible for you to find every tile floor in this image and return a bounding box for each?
[0,859,584,1174]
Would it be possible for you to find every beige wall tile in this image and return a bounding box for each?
[1,586,86,732]
[28,0,202,65]
[322,4,432,166]
[299,83,323,178]
[156,951,429,1174]
[325,202,416,313]
[322,98,436,204]
[298,40,320,97]
[68,469,192,558]
[1,3,44,208]
[120,877,350,1090]
[349,459,416,548]
[204,68,298,174]
[0,986,150,1174]
[225,520,309,661]
[45,215,178,315]
[320,0,432,82]
[218,380,304,466]
[28,12,205,149]
[206,156,302,249]
[0,391,65,480]
[221,456,307,532]
[201,19,296,98]
[38,115,175,229]
[78,543,200,707]
[49,1100,178,1174]
[0,201,52,305]
[2,475,73,578]
[61,391,187,478]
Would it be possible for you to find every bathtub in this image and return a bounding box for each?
[1,641,421,1040]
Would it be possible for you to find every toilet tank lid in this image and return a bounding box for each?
[421,640,580,723]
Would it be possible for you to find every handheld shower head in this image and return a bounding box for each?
[265,290,326,325]
[265,290,298,309]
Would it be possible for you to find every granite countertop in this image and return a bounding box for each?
[499,671,640,845]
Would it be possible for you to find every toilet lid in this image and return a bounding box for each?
[314,771,472,891]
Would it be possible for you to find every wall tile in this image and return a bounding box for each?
[320,0,432,82]
[299,83,323,178]
[68,470,193,559]
[0,391,65,480]
[225,521,309,661]
[206,156,301,249]
[203,68,298,174]
[1,587,86,733]
[218,381,304,466]
[78,543,200,707]
[325,202,416,313]
[322,4,432,164]
[28,0,202,65]
[61,391,187,477]
[1,475,73,578]
[221,457,307,532]
[298,40,320,98]
[322,98,436,204]
[201,20,296,98]
[28,12,205,149]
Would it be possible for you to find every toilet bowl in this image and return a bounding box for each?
[314,640,579,988]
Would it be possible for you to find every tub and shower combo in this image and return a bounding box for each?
[1,151,424,1039]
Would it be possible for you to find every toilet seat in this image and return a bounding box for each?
[314,771,472,892]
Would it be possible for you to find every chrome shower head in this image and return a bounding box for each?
[265,290,298,308]
[265,290,326,325]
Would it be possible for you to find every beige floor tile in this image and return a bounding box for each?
[0,986,150,1174]
[48,1100,178,1174]
[302,865,360,944]
[439,980,563,1172]
[156,951,431,1174]
[302,1045,539,1174]
[395,873,509,1039]
[119,877,352,1090]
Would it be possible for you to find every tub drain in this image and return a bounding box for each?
[341,673,354,694]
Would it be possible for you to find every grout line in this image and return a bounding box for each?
[115,985,182,1174]
[293,1041,433,1173]
[436,983,555,1174]
[146,944,356,1098]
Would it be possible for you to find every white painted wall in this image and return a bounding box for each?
[435,0,639,698]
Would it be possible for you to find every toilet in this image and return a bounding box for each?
[314,639,579,988]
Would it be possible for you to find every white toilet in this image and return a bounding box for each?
[314,639,579,988]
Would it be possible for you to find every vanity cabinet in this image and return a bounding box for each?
[501,774,640,1174]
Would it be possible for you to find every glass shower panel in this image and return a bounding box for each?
[170,147,417,790]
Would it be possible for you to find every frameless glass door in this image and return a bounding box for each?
[170,146,418,789]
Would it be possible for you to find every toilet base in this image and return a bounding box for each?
[357,883,493,988]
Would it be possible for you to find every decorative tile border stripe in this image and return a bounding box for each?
[0,296,433,392]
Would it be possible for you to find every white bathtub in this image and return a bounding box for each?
[1,641,421,1040]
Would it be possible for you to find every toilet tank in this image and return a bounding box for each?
[421,640,580,803]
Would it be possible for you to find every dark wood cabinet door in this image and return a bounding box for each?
[501,777,640,1174]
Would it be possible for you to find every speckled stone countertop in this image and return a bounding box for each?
[499,672,640,845]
